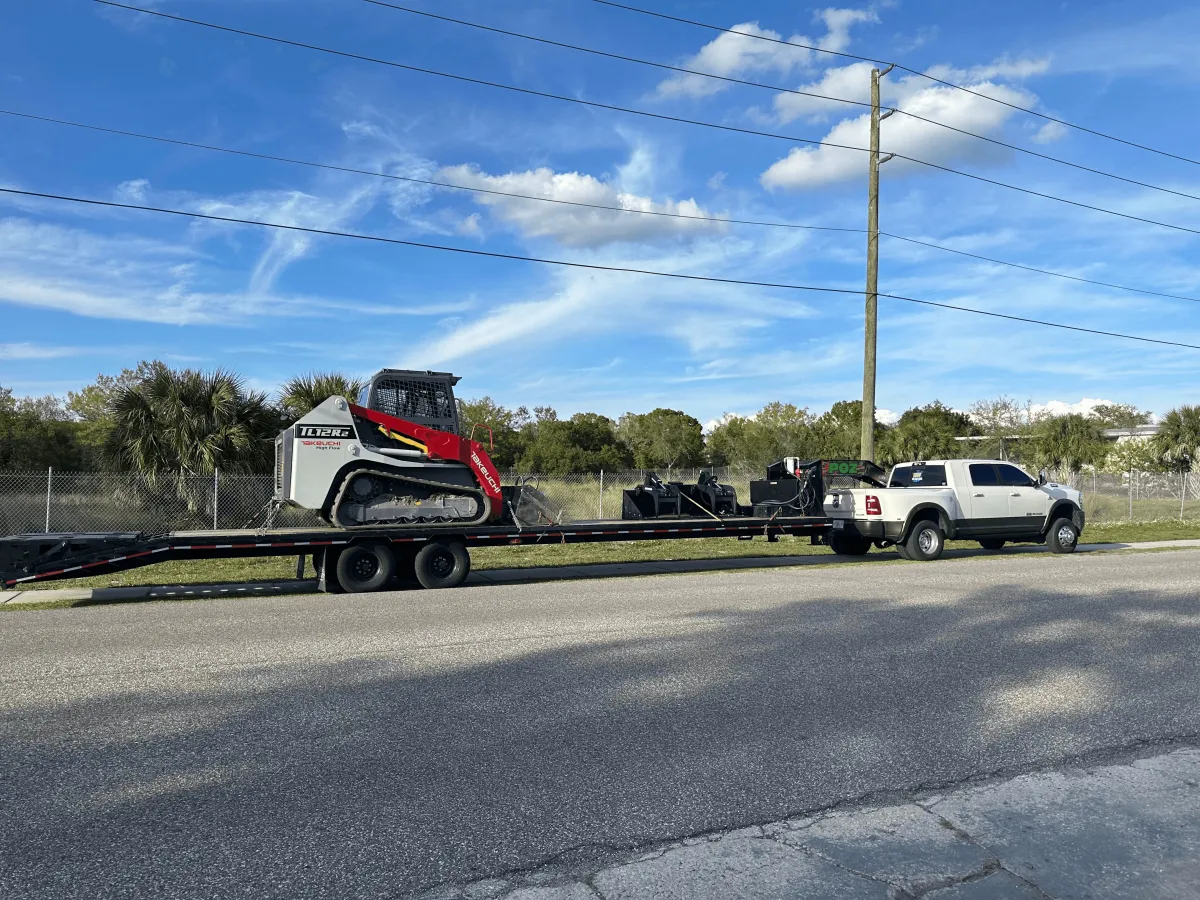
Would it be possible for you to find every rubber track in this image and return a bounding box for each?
[328,466,492,529]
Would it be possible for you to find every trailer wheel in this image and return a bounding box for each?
[414,541,471,589]
[335,542,396,593]
[828,532,871,556]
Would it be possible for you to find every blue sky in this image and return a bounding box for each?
[2,0,1199,425]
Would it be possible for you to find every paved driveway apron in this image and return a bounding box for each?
[1,550,1198,899]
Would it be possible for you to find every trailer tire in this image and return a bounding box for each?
[828,532,871,556]
[906,520,945,561]
[414,541,471,589]
[1047,517,1080,554]
[336,542,396,593]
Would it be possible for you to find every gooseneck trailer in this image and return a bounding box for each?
[1,370,886,594]
[0,514,831,594]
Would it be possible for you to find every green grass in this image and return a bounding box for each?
[6,520,1199,597]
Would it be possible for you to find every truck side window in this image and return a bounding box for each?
[996,464,1035,487]
[969,464,999,486]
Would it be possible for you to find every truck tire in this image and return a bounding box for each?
[906,520,945,561]
[893,542,912,560]
[336,542,396,593]
[828,532,871,556]
[979,539,1005,550]
[1047,518,1080,554]
[414,541,471,589]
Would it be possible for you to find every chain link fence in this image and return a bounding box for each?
[0,466,1196,536]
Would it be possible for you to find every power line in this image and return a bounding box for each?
[590,0,1200,168]
[361,0,1200,205]
[7,106,1197,305]
[3,185,1197,351]
[94,1,1200,240]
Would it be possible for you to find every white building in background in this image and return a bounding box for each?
[1101,425,1159,443]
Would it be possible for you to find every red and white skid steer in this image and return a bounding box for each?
[276,369,549,530]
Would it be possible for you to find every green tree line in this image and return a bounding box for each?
[1,363,1197,479]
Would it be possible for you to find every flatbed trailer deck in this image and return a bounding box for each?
[0,515,832,593]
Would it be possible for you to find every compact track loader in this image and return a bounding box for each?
[276,369,554,529]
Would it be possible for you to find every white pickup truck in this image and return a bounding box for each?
[823,459,1085,561]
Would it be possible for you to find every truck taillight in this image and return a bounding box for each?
[865,495,882,516]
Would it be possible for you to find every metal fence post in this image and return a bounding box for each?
[599,469,604,519]
[45,467,52,533]
[213,468,219,530]
[1182,471,1187,522]
[1128,468,1133,522]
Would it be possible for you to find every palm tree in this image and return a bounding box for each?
[279,372,368,419]
[107,366,279,478]
[1028,414,1106,478]
[1153,406,1200,519]
[1154,406,1200,473]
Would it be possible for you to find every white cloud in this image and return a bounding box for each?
[187,186,376,295]
[876,407,901,425]
[456,213,483,238]
[438,165,727,247]
[399,225,820,369]
[1031,398,1116,418]
[655,9,876,99]
[762,79,1034,190]
[926,57,1050,83]
[1031,120,1068,144]
[774,61,876,123]
[816,8,879,53]
[0,342,81,360]
[115,179,150,203]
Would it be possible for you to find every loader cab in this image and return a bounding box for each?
[361,369,461,436]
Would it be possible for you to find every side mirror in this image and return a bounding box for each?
[1038,469,1048,485]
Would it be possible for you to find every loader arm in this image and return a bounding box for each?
[348,403,504,509]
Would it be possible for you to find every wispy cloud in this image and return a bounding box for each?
[438,164,726,248]
[654,9,878,100]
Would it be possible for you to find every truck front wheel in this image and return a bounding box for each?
[906,521,945,561]
[1047,518,1080,554]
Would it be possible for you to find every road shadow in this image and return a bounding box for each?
[1,566,1199,898]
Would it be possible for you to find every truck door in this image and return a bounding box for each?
[964,463,1009,534]
[996,463,1049,530]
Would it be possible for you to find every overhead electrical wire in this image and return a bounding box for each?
[3,185,1197,351]
[4,106,1197,306]
[360,0,1200,205]
[590,0,1200,168]
[92,1,1200,239]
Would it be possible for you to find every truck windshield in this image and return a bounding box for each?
[889,465,947,487]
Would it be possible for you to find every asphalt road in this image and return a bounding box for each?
[2,550,1199,899]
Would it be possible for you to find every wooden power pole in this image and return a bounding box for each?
[860,64,894,462]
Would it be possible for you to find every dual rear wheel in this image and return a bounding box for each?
[331,540,471,592]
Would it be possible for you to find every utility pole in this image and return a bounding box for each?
[860,63,894,463]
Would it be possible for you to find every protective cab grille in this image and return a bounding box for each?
[368,374,459,435]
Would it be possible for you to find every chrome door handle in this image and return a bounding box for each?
[1010,492,1021,497]
[973,493,984,497]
